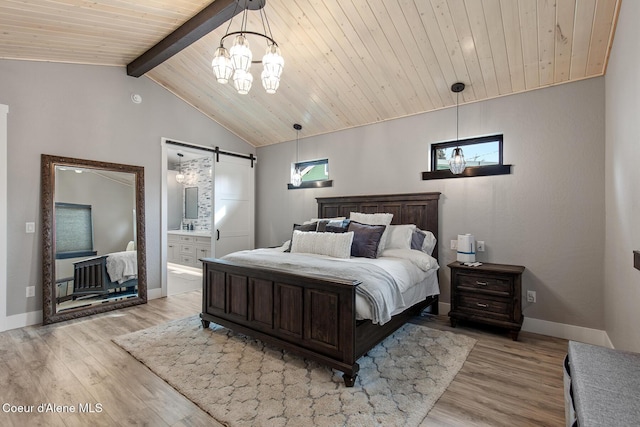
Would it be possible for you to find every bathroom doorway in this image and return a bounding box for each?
[160,138,255,298]
[164,142,213,296]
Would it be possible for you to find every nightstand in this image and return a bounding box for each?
[448,261,525,340]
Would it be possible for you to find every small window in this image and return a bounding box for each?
[288,158,333,189]
[293,158,329,183]
[55,202,97,259]
[431,134,503,171]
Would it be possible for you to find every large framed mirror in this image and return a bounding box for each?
[41,154,147,324]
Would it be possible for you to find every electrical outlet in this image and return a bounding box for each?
[26,286,35,298]
[477,241,485,252]
[450,240,458,250]
[527,290,536,303]
[25,222,35,233]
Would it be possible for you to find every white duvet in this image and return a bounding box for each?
[222,246,439,325]
[106,251,138,284]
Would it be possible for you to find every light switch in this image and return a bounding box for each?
[26,222,35,233]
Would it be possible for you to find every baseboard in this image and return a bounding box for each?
[436,302,611,347]
[438,302,450,316]
[0,310,43,332]
[148,287,163,300]
[522,317,612,347]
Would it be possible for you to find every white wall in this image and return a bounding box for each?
[256,78,606,331]
[0,59,255,319]
[0,104,8,328]
[604,0,640,351]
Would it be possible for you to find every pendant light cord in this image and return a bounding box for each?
[293,123,302,164]
[456,90,459,142]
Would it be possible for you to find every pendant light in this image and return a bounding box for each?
[175,153,185,184]
[449,82,466,175]
[291,124,302,187]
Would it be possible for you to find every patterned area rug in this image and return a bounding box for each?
[113,316,476,427]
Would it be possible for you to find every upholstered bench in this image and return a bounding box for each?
[564,341,640,426]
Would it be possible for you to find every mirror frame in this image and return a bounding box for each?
[41,154,147,324]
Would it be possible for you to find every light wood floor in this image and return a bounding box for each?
[0,291,568,426]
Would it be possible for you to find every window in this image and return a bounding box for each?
[423,134,511,180]
[288,158,333,189]
[55,202,97,259]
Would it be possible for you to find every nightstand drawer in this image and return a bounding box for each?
[458,273,511,294]
[458,293,510,318]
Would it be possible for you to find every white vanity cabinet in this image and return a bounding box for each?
[167,234,180,264]
[167,232,211,268]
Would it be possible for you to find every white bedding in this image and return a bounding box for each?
[222,246,439,325]
[106,251,138,284]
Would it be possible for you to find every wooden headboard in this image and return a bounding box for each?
[316,192,441,260]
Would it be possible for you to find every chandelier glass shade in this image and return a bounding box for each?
[448,147,466,174]
[261,44,284,94]
[291,170,302,187]
[233,69,253,94]
[175,153,185,184]
[211,1,283,95]
[211,47,233,84]
[230,34,252,73]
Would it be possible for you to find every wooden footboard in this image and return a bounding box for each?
[200,258,362,384]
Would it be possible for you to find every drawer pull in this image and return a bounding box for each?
[476,303,489,308]
[476,281,488,286]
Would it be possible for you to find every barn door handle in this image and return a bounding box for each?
[216,229,220,241]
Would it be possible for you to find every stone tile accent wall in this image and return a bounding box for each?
[179,156,212,231]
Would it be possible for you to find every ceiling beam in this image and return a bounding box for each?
[127,0,262,77]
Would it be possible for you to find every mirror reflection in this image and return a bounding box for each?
[54,166,138,312]
[184,186,198,220]
[42,155,146,324]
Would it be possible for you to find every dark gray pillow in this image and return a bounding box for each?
[347,221,386,258]
[411,229,426,250]
[320,218,350,233]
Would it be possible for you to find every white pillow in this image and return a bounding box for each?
[386,224,416,250]
[290,230,354,259]
[414,229,437,256]
[381,248,439,272]
[349,212,393,256]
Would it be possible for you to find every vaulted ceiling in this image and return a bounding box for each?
[0,0,620,147]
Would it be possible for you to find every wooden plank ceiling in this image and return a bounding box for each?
[0,0,620,147]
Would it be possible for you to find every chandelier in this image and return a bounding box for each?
[211,0,284,95]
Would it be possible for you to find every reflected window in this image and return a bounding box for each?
[431,135,503,171]
[55,202,97,259]
[292,158,329,184]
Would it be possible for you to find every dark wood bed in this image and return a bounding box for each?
[200,192,441,386]
[72,255,138,298]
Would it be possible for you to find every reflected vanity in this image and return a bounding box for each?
[41,154,147,324]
